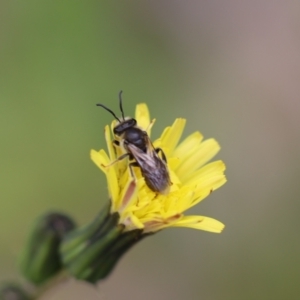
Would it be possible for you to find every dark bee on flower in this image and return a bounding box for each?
[96,91,171,194]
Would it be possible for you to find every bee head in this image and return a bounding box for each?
[96,91,137,135]
[113,118,137,135]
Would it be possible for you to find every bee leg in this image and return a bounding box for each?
[101,153,130,168]
[155,147,167,163]
[128,162,139,180]
[112,140,120,147]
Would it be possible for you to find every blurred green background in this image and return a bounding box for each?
[1,1,300,299]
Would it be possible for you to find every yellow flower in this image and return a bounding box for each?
[60,103,227,283]
[91,104,226,234]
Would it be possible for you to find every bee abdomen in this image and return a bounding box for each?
[143,168,170,194]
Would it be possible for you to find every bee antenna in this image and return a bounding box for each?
[96,103,121,122]
[119,90,125,121]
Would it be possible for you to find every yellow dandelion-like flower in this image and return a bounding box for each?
[60,100,227,283]
[91,103,226,234]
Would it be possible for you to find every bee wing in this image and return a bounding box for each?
[127,138,171,193]
[126,142,157,169]
[144,135,158,158]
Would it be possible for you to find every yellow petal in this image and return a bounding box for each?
[135,103,150,131]
[184,160,226,186]
[168,157,181,169]
[180,175,226,212]
[159,118,186,154]
[122,212,144,231]
[172,215,225,233]
[146,118,156,137]
[172,131,203,158]
[176,139,221,181]
[193,174,227,199]
[90,149,109,174]
[104,125,116,163]
[164,186,194,213]
[117,179,138,212]
[90,149,119,207]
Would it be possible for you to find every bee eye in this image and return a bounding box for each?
[113,126,121,135]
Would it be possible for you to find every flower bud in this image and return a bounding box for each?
[19,212,76,285]
[60,204,146,283]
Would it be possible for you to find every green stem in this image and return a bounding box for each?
[31,271,70,300]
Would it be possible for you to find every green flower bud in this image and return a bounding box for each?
[60,204,147,283]
[0,282,31,300]
[19,212,76,285]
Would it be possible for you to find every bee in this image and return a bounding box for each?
[96,91,171,194]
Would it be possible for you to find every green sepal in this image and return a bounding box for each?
[60,204,147,283]
[60,204,111,264]
[85,229,148,282]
